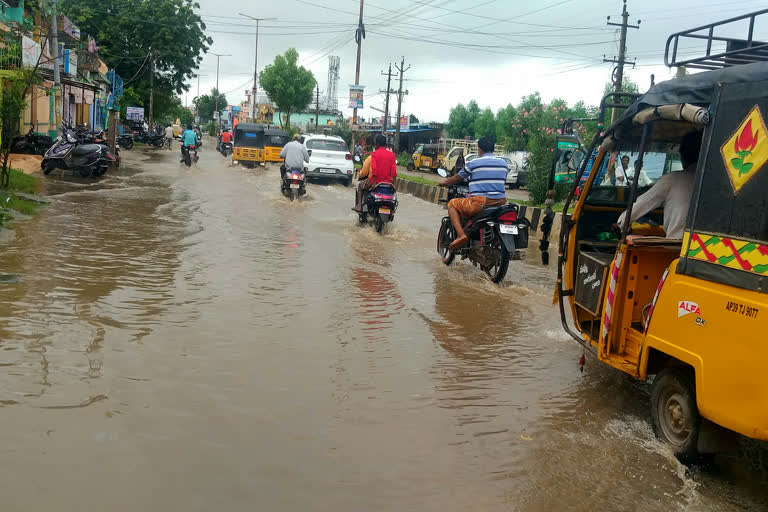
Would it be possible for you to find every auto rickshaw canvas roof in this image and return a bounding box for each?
[606,61,768,145]
[234,123,266,132]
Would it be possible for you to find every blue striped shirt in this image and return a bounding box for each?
[458,154,508,199]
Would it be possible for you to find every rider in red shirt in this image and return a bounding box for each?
[220,130,232,143]
[369,136,397,185]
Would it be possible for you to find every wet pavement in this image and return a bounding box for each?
[0,145,765,511]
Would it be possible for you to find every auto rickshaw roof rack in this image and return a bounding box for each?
[665,8,768,70]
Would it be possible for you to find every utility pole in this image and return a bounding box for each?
[239,14,276,121]
[380,63,397,134]
[315,86,320,127]
[211,52,230,131]
[351,0,365,150]
[394,56,410,152]
[149,50,154,130]
[604,0,640,122]
[49,0,60,134]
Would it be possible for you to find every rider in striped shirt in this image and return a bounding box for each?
[438,137,508,250]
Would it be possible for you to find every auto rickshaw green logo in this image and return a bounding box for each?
[721,106,768,193]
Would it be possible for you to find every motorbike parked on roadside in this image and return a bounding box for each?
[281,167,306,202]
[11,127,54,155]
[436,168,530,283]
[358,182,398,233]
[42,123,116,177]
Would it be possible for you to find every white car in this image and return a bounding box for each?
[302,134,354,186]
[465,153,517,187]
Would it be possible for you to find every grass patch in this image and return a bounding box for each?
[511,198,572,214]
[0,169,43,227]
[399,174,439,186]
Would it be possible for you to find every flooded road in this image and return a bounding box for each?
[0,146,765,511]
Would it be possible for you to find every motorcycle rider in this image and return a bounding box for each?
[353,134,396,212]
[438,136,508,250]
[279,134,309,177]
[180,124,199,162]
[218,128,233,154]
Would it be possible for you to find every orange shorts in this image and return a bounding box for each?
[448,196,490,218]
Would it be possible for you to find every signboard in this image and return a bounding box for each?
[349,85,365,109]
[126,106,145,122]
[63,50,77,77]
[399,116,409,130]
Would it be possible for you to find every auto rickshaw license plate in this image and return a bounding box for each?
[379,207,391,214]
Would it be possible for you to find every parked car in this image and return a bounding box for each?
[465,153,517,187]
[302,134,354,186]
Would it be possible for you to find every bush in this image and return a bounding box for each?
[204,120,217,136]
[396,152,411,167]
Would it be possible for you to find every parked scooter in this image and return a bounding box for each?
[436,168,530,283]
[281,167,306,202]
[358,182,398,233]
[42,123,116,177]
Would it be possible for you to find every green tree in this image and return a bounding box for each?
[446,100,481,138]
[473,108,496,139]
[60,0,211,119]
[495,104,517,141]
[195,88,228,123]
[259,48,317,128]
[409,114,419,124]
[1,69,41,187]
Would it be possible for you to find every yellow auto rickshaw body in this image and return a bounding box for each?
[558,56,768,448]
[232,123,265,167]
[264,128,289,163]
[409,144,444,172]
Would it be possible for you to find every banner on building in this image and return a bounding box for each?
[126,106,145,121]
[22,36,41,67]
[399,115,409,130]
[348,85,365,109]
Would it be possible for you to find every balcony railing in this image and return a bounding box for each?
[0,37,22,70]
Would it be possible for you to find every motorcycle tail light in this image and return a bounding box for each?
[498,211,518,222]
[345,153,352,160]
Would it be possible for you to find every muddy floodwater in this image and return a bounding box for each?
[0,146,766,511]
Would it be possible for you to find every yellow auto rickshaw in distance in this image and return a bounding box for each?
[264,128,290,163]
[232,123,265,168]
[556,10,768,458]
[407,143,444,173]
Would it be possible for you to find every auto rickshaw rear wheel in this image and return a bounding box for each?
[406,162,415,171]
[651,367,701,460]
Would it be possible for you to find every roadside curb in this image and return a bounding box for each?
[395,176,563,243]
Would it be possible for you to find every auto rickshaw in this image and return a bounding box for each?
[232,123,265,168]
[264,128,290,163]
[556,10,768,457]
[407,143,444,172]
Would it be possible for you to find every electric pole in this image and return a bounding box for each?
[394,56,410,152]
[239,14,276,121]
[149,50,154,130]
[604,0,640,122]
[315,86,320,127]
[49,0,60,134]
[380,63,397,133]
[351,0,365,150]
[211,52,230,131]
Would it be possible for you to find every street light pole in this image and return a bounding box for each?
[239,14,276,121]
[210,52,230,131]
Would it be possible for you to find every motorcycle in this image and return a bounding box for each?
[358,182,398,233]
[436,168,530,283]
[118,133,134,150]
[42,124,116,177]
[11,127,54,155]
[182,144,199,167]
[220,141,233,158]
[281,168,306,202]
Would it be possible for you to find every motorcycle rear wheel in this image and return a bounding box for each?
[79,167,92,177]
[484,231,510,284]
[376,216,385,233]
[122,139,134,150]
[437,219,456,265]
[184,153,192,167]
[290,189,297,202]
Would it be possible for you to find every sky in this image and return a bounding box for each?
[189,0,768,123]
